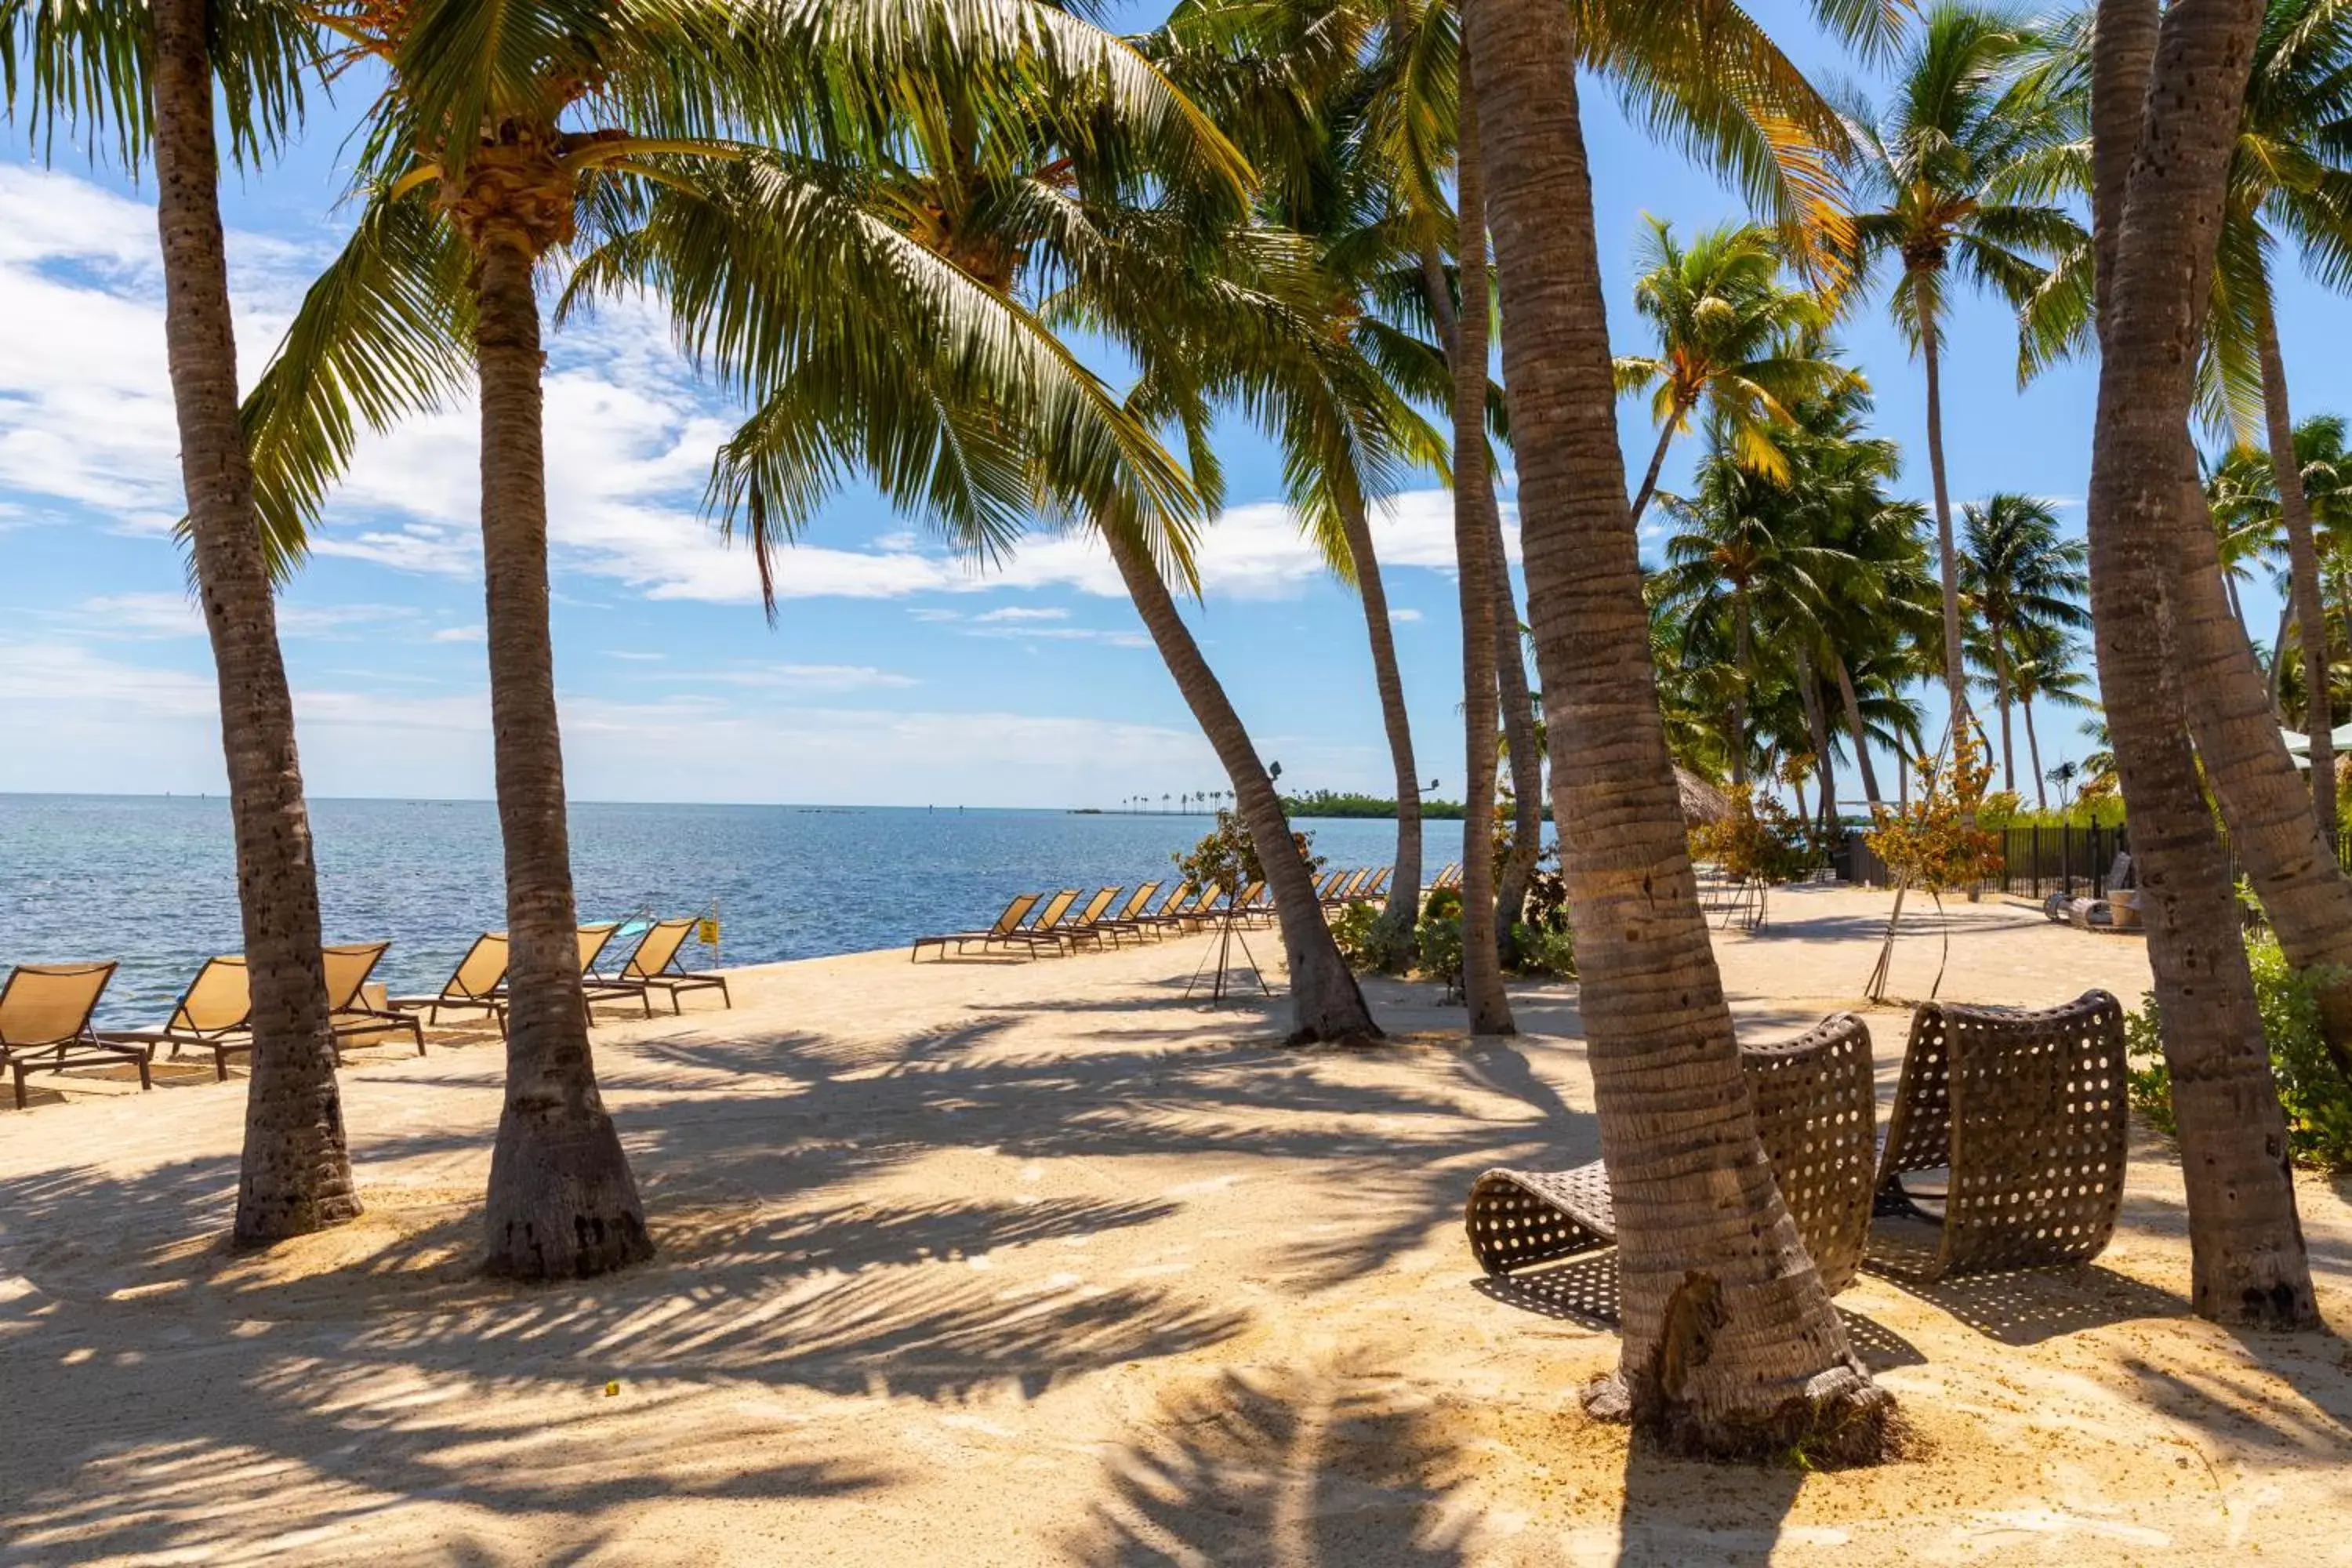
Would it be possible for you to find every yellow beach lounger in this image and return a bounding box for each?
[911,893,1044,961]
[1044,887,1126,954]
[587,919,733,1014]
[145,942,426,1079]
[1,962,147,1109]
[390,934,511,1033]
[1094,881,1163,945]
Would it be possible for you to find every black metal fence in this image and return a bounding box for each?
[1837,821,2352,901]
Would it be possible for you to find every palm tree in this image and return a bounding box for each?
[1614,217,1857,524]
[2006,626,2096,809]
[1461,0,1904,1457]
[5,0,361,1242]
[2188,0,2352,828]
[1957,493,2090,793]
[2045,757,2080,808]
[1842,4,2084,742]
[244,0,1236,1268]
[2085,0,2314,1325]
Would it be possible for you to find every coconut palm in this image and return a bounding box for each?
[241,0,1243,1269]
[1462,0,1911,1456]
[1614,217,1859,524]
[1840,4,2085,742]
[2006,626,2096,809]
[2,0,361,1242]
[2085,0,2315,1324]
[1957,493,2089,794]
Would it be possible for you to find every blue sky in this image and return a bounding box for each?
[0,6,2319,809]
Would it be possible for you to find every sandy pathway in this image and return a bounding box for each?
[2,885,2347,1565]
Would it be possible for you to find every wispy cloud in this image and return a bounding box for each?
[972,605,1070,622]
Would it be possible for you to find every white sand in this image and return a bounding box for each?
[3,883,2349,1565]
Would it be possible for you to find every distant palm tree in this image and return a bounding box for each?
[2007,628,2096,810]
[1840,5,2083,737]
[1958,493,2089,795]
[1614,217,1858,524]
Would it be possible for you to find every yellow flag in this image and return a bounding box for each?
[697,917,720,946]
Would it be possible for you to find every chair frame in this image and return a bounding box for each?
[1465,1012,1879,1294]
[2,962,148,1110]
[588,919,734,1014]
[1870,990,2129,1280]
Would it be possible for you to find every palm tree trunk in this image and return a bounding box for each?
[1627,419,1676,527]
[2024,694,2047,811]
[2258,295,2336,829]
[151,0,358,1245]
[2087,0,2314,1327]
[1921,318,1970,736]
[1798,664,1835,842]
[1834,655,1882,808]
[1449,51,1514,1036]
[1729,586,1752,788]
[1491,519,1544,947]
[2270,602,2292,713]
[1465,1,1892,1458]
[1994,629,2016,793]
[1103,524,1381,1043]
[470,239,653,1282]
[1338,492,1423,956]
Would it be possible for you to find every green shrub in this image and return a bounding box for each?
[1329,900,1392,972]
[1416,887,1465,1001]
[2125,936,2352,1171]
[1512,920,1577,978]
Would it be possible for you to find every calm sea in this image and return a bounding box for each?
[0,794,1468,1026]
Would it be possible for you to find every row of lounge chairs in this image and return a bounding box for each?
[1464,989,2129,1291]
[913,866,1399,961]
[0,916,729,1110]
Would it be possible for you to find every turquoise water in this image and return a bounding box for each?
[0,795,1465,1026]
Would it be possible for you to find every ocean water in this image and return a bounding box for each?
[0,794,1468,1027]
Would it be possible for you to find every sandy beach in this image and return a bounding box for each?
[4,883,2349,1565]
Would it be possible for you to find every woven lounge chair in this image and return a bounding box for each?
[588,919,732,1013]
[911,893,1044,960]
[390,934,511,1033]
[1869,990,2129,1280]
[1,962,147,1109]
[1465,1012,1879,1294]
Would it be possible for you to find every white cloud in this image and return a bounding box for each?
[973,605,1070,622]
[695,662,920,692]
[430,624,488,644]
[1389,608,1424,623]
[64,593,424,641]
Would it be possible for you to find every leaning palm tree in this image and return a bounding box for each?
[1613,217,1858,523]
[2084,0,2315,1325]
[1957,493,2090,794]
[1463,0,1908,1458]
[1841,3,2084,740]
[3,0,360,1243]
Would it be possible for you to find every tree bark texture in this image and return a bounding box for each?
[1464,0,1894,1459]
[1835,656,1882,807]
[1449,52,1515,1035]
[2257,296,2336,829]
[152,0,359,1245]
[470,241,654,1280]
[1338,492,1424,952]
[1922,326,1971,736]
[2088,0,2315,1327]
[1627,419,1676,528]
[1491,517,1544,946]
[1104,525,1383,1043]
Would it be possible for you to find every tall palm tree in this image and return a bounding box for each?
[1614,217,1857,524]
[1461,0,1904,1457]
[2085,0,2314,1325]
[1957,492,2089,793]
[4,0,361,1242]
[245,0,1239,1267]
[1842,3,2084,742]
[2005,626,2095,809]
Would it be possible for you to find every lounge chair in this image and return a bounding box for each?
[1324,869,1370,907]
[1094,881,1163,945]
[1132,883,1201,936]
[322,942,426,1056]
[1361,866,1394,900]
[1869,990,2129,1280]
[912,893,1044,960]
[390,934,511,1033]
[1042,887,1125,953]
[1311,869,1346,902]
[589,919,732,1013]
[1465,1012,1878,1294]
[1,962,147,1110]
[999,889,1083,956]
